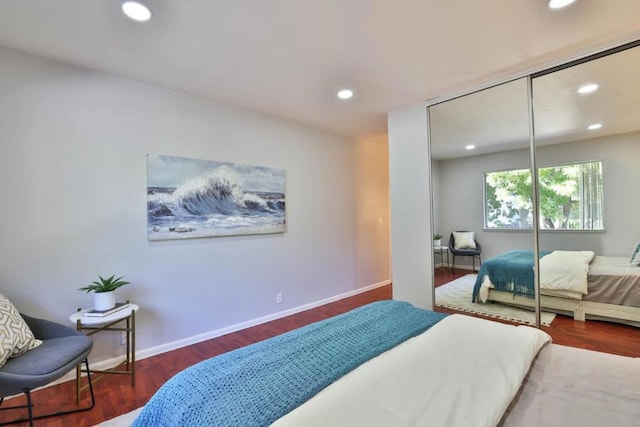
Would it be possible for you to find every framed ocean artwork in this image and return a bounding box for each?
[147,154,286,240]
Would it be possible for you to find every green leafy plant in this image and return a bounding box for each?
[433,233,443,240]
[79,275,130,293]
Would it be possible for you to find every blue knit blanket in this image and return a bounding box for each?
[133,300,446,427]
[472,250,551,301]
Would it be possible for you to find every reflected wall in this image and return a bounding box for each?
[532,44,640,255]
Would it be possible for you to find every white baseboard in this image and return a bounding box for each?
[434,263,478,271]
[449,264,478,272]
[134,279,391,362]
[452,264,478,272]
[39,279,392,390]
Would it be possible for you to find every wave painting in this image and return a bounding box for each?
[147,154,286,240]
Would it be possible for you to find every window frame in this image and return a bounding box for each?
[483,160,605,232]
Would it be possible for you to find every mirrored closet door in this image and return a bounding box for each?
[532,42,640,326]
[429,39,640,332]
[428,78,535,320]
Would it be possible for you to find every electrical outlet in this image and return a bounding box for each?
[121,331,127,345]
[276,292,283,304]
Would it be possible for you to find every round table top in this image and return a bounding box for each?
[69,303,139,325]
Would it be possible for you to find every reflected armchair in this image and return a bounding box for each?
[449,231,482,272]
[0,314,95,426]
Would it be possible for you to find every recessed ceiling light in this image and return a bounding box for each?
[548,0,577,9]
[337,89,354,100]
[122,1,152,22]
[465,145,476,150]
[588,123,602,130]
[578,83,599,94]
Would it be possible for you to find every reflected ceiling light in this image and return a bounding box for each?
[548,0,576,9]
[337,89,354,100]
[578,83,599,94]
[588,123,602,130]
[122,2,152,22]
[465,145,476,150]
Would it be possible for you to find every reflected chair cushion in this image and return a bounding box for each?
[630,243,640,267]
[453,231,477,250]
[0,294,42,368]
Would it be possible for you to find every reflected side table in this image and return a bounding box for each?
[69,303,139,403]
[434,245,450,269]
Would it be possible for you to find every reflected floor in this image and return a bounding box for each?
[434,267,640,357]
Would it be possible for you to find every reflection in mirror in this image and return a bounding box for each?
[532,43,640,328]
[428,78,536,323]
[483,160,603,231]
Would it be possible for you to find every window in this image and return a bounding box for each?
[484,161,603,230]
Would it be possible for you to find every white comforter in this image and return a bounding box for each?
[479,250,596,302]
[273,314,551,427]
[539,250,595,295]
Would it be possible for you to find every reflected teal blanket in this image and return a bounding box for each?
[133,300,446,427]
[472,249,551,301]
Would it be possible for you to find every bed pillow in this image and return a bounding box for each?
[0,293,42,368]
[630,243,640,267]
[453,231,476,250]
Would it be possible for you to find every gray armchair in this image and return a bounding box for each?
[449,231,482,272]
[0,314,94,426]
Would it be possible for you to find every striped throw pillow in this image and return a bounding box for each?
[0,294,42,368]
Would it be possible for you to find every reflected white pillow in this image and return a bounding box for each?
[453,231,476,250]
[630,243,640,267]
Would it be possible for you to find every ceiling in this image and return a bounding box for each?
[0,1,639,139]
[429,42,640,159]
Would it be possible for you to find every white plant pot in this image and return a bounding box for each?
[434,239,442,247]
[94,291,116,311]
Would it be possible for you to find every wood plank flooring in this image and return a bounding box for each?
[1,274,638,426]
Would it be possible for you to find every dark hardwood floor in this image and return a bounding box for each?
[2,273,638,426]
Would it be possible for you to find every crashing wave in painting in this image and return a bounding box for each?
[147,154,285,240]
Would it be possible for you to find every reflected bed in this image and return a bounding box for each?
[473,250,640,324]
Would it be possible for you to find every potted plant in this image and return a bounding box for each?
[79,274,130,311]
[433,233,443,247]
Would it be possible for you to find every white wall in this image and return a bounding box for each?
[0,46,390,363]
[388,103,433,309]
[436,132,640,263]
[353,135,390,286]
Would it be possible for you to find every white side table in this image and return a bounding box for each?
[69,303,139,403]
[434,245,449,269]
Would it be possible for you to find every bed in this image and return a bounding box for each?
[130,300,640,426]
[501,343,640,426]
[472,249,640,324]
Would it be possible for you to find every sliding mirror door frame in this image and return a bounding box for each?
[531,39,640,327]
[427,38,640,329]
[427,77,538,325]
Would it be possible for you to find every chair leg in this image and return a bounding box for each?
[0,359,95,426]
[0,390,34,427]
[25,389,33,427]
